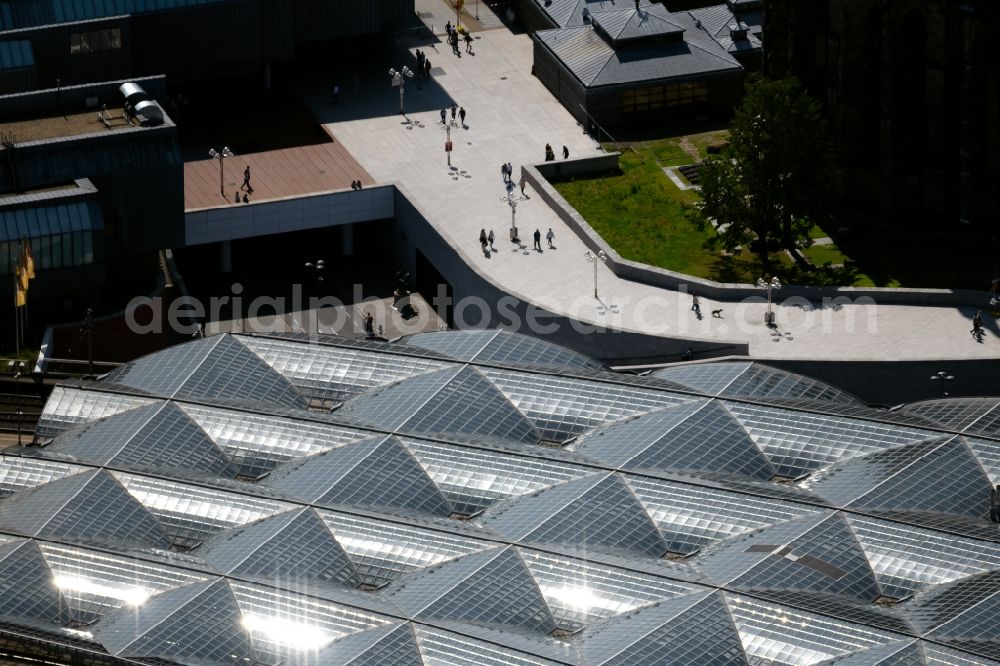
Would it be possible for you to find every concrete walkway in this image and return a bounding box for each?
[301,1,999,362]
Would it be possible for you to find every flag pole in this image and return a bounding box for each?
[14,278,20,357]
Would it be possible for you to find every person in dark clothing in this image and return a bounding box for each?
[533,229,542,251]
[459,107,466,126]
[562,145,569,159]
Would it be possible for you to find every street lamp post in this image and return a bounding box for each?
[584,250,607,299]
[208,146,234,198]
[930,371,954,398]
[304,259,325,293]
[505,192,518,241]
[756,276,782,326]
[7,360,25,446]
[388,66,414,115]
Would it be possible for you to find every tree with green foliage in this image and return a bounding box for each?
[691,75,833,266]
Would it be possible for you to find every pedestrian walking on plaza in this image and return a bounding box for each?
[488,229,495,250]
[363,311,375,336]
[545,143,555,161]
[691,291,701,315]
[506,162,513,181]
[234,191,240,203]
[440,108,447,125]
[533,229,542,252]
[519,175,526,196]
[445,21,452,37]
[242,192,250,204]
[451,103,457,123]
[480,228,488,253]
[501,163,508,183]
[546,228,555,248]
[465,32,474,53]
[416,49,424,72]
[424,58,432,77]
[562,145,569,159]
[972,310,985,339]
[242,165,253,192]
[459,106,466,126]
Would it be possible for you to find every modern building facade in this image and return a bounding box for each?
[764,0,1000,228]
[2,329,999,665]
[0,0,414,94]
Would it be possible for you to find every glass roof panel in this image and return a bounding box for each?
[412,624,566,666]
[317,510,491,587]
[113,472,290,548]
[179,403,372,479]
[903,570,1000,635]
[720,363,862,404]
[625,476,822,555]
[0,540,72,626]
[264,436,452,516]
[814,640,923,665]
[298,623,421,666]
[229,580,390,663]
[481,368,690,442]
[897,398,1000,433]
[0,456,87,496]
[846,515,1000,600]
[650,362,753,396]
[722,401,942,477]
[385,547,556,634]
[401,438,592,515]
[94,579,257,665]
[199,508,359,589]
[921,641,1000,665]
[580,591,748,666]
[35,386,158,438]
[724,593,899,665]
[481,474,668,557]
[239,335,453,402]
[0,469,172,548]
[39,542,207,624]
[964,436,1000,486]
[519,549,699,632]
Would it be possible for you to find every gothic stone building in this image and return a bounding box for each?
[764,0,999,229]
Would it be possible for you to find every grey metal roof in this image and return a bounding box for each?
[591,5,685,45]
[4,331,1000,664]
[529,0,660,29]
[688,4,762,54]
[535,10,741,89]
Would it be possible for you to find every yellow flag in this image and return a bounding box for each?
[15,283,26,307]
[22,239,35,279]
[16,262,29,292]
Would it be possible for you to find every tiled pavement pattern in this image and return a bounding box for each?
[301,1,998,361]
[184,142,372,211]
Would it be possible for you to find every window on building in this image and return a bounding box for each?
[70,28,121,55]
[625,81,708,114]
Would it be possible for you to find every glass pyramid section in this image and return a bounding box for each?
[385,547,556,634]
[722,401,942,478]
[625,476,822,555]
[897,398,1000,434]
[921,641,1000,665]
[720,363,862,404]
[94,578,257,665]
[180,403,370,479]
[724,593,900,664]
[107,335,305,408]
[838,438,992,518]
[0,469,172,548]
[199,508,359,589]
[263,435,452,516]
[0,539,71,626]
[0,456,87,496]
[337,366,541,443]
[401,438,591,515]
[963,436,1000,486]
[35,385,158,438]
[47,402,237,478]
[901,569,1000,635]
[293,623,422,666]
[651,362,754,396]
[923,586,1000,661]
[845,515,1000,600]
[573,400,776,480]
[239,334,453,402]
[481,368,688,442]
[580,591,748,665]
[519,549,698,632]
[814,640,925,665]
[412,624,568,666]
[403,329,605,371]
[699,512,881,604]
[480,473,668,557]
[39,542,207,624]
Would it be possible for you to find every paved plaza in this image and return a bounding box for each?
[302,0,999,362]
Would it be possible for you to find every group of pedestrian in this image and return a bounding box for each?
[479,229,496,253]
[501,161,514,183]
[543,144,571,161]
[441,104,467,127]
[416,49,432,77]
[531,228,555,251]
[350,180,364,190]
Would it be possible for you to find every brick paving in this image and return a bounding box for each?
[184,142,372,211]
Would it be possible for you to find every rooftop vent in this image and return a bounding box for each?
[729,21,749,41]
[118,82,163,127]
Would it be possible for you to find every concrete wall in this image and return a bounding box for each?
[526,157,994,309]
[391,183,749,364]
[185,185,394,246]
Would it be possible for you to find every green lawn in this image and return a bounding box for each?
[552,134,991,288]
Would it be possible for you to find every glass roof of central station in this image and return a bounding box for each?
[5,330,1000,666]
